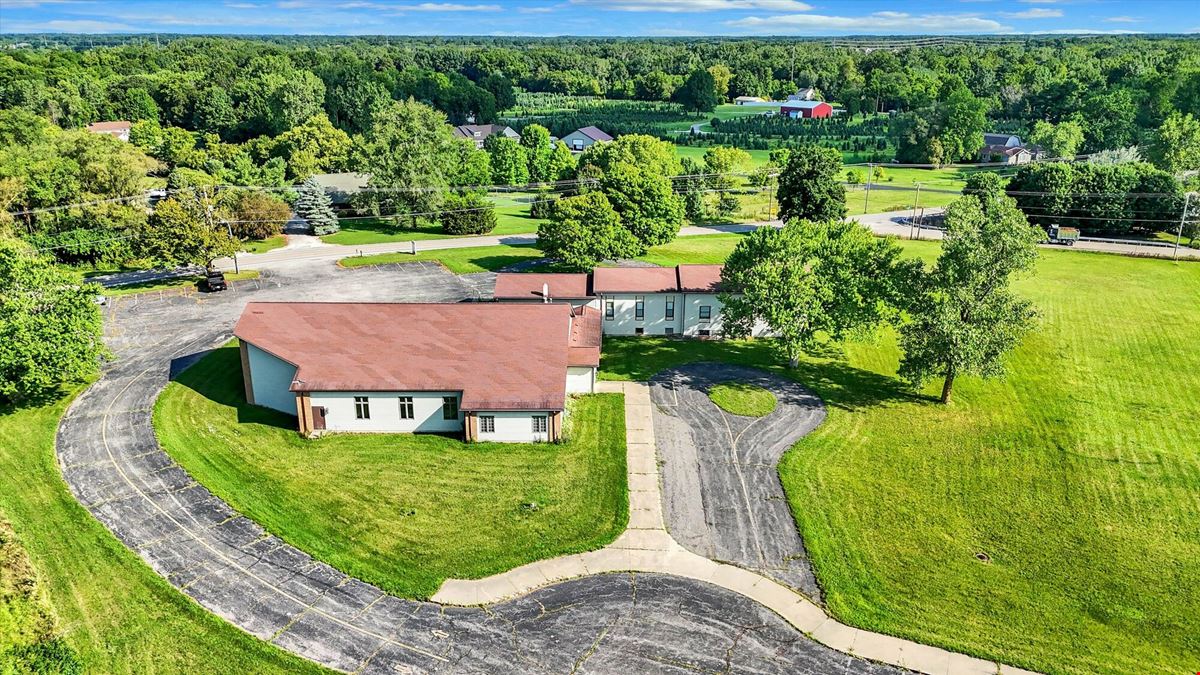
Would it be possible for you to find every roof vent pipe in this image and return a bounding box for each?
[543,283,550,303]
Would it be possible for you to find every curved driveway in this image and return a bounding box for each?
[650,364,826,601]
[57,263,897,674]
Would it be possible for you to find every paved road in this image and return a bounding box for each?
[650,364,827,601]
[58,263,900,674]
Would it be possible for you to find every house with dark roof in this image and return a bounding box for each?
[234,302,600,441]
[452,124,518,149]
[560,126,613,152]
[977,133,1039,164]
[494,265,770,338]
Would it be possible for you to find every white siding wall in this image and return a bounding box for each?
[476,411,551,443]
[566,367,596,393]
[309,391,463,433]
[246,343,298,415]
[601,293,683,336]
[682,293,724,336]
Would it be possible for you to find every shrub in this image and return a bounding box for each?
[229,190,289,240]
[439,193,497,235]
[528,190,557,219]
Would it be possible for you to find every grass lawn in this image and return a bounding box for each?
[599,244,1200,675]
[0,389,329,674]
[674,145,773,168]
[242,235,287,254]
[321,200,545,246]
[339,243,545,274]
[153,344,629,599]
[637,233,748,266]
[103,270,260,297]
[707,383,777,417]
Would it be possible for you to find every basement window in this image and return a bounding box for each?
[532,416,548,433]
[354,396,370,420]
[480,415,495,433]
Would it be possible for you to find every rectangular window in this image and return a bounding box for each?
[532,416,548,433]
[665,327,675,335]
[699,305,712,320]
[635,296,645,321]
[442,396,459,420]
[665,298,675,320]
[605,299,614,320]
[354,396,370,420]
[699,329,711,337]
[635,327,645,335]
[397,396,413,420]
[479,415,495,433]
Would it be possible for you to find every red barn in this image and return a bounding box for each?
[780,101,832,119]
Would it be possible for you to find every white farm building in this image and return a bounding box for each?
[234,302,601,442]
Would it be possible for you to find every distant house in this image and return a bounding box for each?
[983,133,1022,148]
[780,101,833,119]
[978,133,1036,164]
[85,120,132,142]
[787,87,817,101]
[310,172,371,205]
[561,126,613,152]
[234,302,601,441]
[733,96,767,105]
[452,124,518,149]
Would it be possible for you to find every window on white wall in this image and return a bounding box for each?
[532,416,548,433]
[699,305,712,320]
[665,297,675,319]
[605,299,614,319]
[480,415,495,433]
[442,396,459,420]
[354,396,370,419]
[635,296,645,320]
[397,396,413,419]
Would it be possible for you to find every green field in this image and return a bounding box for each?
[599,242,1200,675]
[339,242,544,273]
[153,344,629,599]
[242,234,287,254]
[0,389,327,674]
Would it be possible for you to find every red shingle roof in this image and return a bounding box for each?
[676,264,724,293]
[567,306,602,367]
[85,120,131,132]
[493,273,592,300]
[234,302,582,411]
[592,266,679,293]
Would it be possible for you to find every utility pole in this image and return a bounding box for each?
[767,174,774,221]
[1176,192,1193,261]
[909,182,921,240]
[224,221,240,274]
[864,163,874,213]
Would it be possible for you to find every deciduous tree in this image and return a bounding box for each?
[776,144,846,224]
[719,219,910,367]
[485,135,529,186]
[537,192,638,270]
[898,191,1041,404]
[1148,112,1200,174]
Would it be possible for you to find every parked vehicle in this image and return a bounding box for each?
[202,271,227,292]
[1046,224,1080,246]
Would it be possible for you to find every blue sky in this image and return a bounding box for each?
[1,0,1196,36]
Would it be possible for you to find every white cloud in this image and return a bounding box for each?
[999,8,1062,18]
[727,11,1008,33]
[1,19,136,32]
[572,0,813,12]
[225,2,261,7]
[334,1,500,8]
[1104,15,1141,23]
[517,5,558,13]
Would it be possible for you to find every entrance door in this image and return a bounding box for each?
[311,406,326,431]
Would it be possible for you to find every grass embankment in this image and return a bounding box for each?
[339,243,544,274]
[242,234,287,254]
[0,390,328,673]
[600,243,1200,675]
[707,383,777,417]
[103,270,260,297]
[154,344,628,599]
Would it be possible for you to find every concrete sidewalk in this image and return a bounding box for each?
[432,381,1037,675]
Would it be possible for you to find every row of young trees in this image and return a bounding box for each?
[719,165,1040,404]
